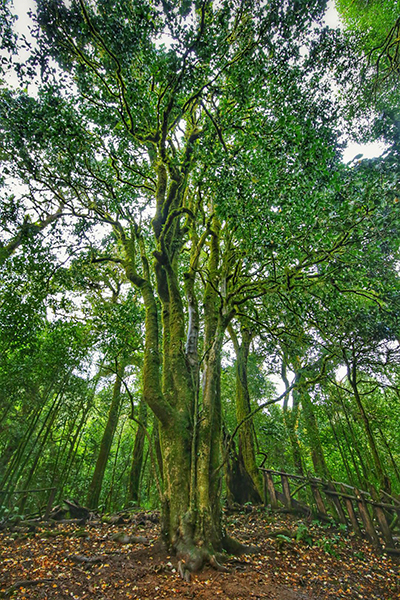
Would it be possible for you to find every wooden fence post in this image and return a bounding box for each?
[340,485,362,537]
[281,474,292,509]
[355,489,381,548]
[265,471,278,509]
[326,482,347,524]
[259,469,399,553]
[310,481,328,518]
[370,488,394,549]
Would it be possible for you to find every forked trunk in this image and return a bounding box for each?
[158,325,246,577]
[157,301,227,568]
[123,184,251,573]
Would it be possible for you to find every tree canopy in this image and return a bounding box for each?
[0,0,399,575]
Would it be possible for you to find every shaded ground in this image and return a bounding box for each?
[0,509,399,599]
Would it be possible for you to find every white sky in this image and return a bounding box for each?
[323,1,387,163]
[324,0,342,28]
[11,0,35,39]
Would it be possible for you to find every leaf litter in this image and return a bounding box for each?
[0,509,399,599]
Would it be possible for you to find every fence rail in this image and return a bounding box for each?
[260,469,400,555]
[0,487,57,519]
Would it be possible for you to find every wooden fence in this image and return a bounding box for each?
[0,487,57,520]
[261,469,400,556]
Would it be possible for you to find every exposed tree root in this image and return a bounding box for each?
[178,560,192,582]
[70,554,104,564]
[175,533,259,581]
[222,534,259,556]
[111,532,148,544]
[209,554,229,572]
[175,540,209,579]
[1,579,53,598]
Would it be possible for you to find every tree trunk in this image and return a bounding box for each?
[300,387,329,479]
[223,428,261,506]
[336,389,368,486]
[325,404,355,484]
[127,398,148,505]
[281,359,304,476]
[344,349,390,492]
[104,417,126,512]
[86,361,125,509]
[1,386,63,507]
[121,167,248,573]
[18,393,63,514]
[377,424,400,486]
[57,404,90,501]
[0,389,51,490]
[228,325,263,503]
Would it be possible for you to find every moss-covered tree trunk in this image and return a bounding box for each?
[117,124,253,573]
[299,385,330,479]
[159,215,232,565]
[281,359,304,476]
[86,361,125,509]
[228,325,263,503]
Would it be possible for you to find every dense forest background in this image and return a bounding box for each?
[0,0,399,559]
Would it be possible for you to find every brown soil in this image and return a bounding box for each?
[0,509,399,599]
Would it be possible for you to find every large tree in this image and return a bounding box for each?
[2,0,397,572]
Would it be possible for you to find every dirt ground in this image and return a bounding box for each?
[0,509,399,599]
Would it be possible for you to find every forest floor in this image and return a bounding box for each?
[0,508,399,600]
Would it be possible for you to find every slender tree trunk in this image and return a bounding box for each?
[0,401,45,490]
[344,349,390,491]
[3,387,63,501]
[86,360,125,509]
[71,441,88,498]
[57,406,90,501]
[128,398,148,504]
[377,425,400,486]
[325,404,355,484]
[18,393,63,513]
[105,418,126,512]
[336,390,368,486]
[281,360,304,476]
[299,386,329,479]
[48,418,69,488]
